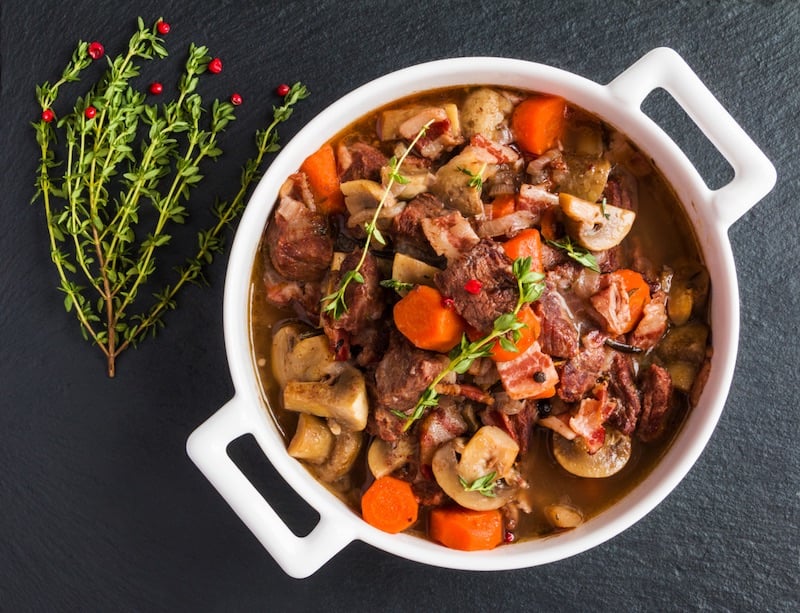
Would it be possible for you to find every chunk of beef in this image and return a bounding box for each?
[434,239,518,332]
[536,284,579,359]
[629,289,668,350]
[637,364,673,442]
[411,478,446,507]
[418,398,468,466]
[391,192,445,256]
[558,330,611,402]
[373,334,449,413]
[321,249,386,362]
[337,141,388,183]
[569,382,617,454]
[603,174,637,212]
[605,353,642,435]
[260,244,322,320]
[481,401,537,454]
[590,272,633,336]
[266,188,333,282]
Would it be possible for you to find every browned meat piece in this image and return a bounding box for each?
[603,174,637,212]
[266,191,333,282]
[421,210,480,262]
[391,192,445,255]
[481,401,537,454]
[536,285,579,359]
[637,364,673,442]
[629,289,668,350]
[369,406,406,443]
[558,330,611,402]
[411,478,446,507]
[569,382,617,453]
[373,334,449,413]
[605,353,642,435]
[418,399,468,466]
[260,245,322,319]
[321,249,387,362]
[434,239,518,332]
[590,272,633,336]
[337,141,388,183]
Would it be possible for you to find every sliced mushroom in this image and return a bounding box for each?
[432,439,516,511]
[460,88,514,142]
[430,146,498,217]
[287,414,334,464]
[283,364,369,431]
[457,425,519,484]
[559,192,636,251]
[552,155,611,203]
[340,179,402,230]
[667,259,710,326]
[544,503,583,529]
[313,429,364,483]
[656,320,709,365]
[367,436,417,479]
[552,429,631,478]
[271,325,340,390]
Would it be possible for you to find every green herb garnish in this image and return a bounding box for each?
[457,163,486,189]
[321,120,434,319]
[32,17,308,376]
[459,471,498,497]
[546,236,600,273]
[379,278,415,294]
[396,256,545,431]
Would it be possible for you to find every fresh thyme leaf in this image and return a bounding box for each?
[380,278,414,293]
[459,471,498,497]
[457,164,485,189]
[599,197,610,219]
[32,19,308,376]
[546,236,600,273]
[321,119,434,319]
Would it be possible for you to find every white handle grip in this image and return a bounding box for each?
[606,47,776,228]
[186,397,354,578]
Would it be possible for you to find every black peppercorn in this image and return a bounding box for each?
[537,400,552,417]
[533,370,546,383]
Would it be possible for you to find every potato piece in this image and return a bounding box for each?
[390,253,441,292]
[288,414,334,464]
[283,365,369,431]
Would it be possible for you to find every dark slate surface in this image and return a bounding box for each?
[1,1,798,610]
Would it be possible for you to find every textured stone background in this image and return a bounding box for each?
[1,1,797,610]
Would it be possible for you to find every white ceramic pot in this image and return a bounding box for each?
[187,49,775,578]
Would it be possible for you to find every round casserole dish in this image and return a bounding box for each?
[187,49,775,578]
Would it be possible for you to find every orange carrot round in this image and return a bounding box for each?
[393,285,467,353]
[361,476,419,534]
[503,228,544,273]
[429,506,504,551]
[487,194,516,220]
[300,143,345,214]
[511,95,566,155]
[616,269,651,332]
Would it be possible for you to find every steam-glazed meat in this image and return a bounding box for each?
[434,239,518,332]
[391,192,445,254]
[337,141,389,183]
[637,364,673,442]
[605,353,642,435]
[558,331,611,402]
[266,184,333,282]
[537,283,579,359]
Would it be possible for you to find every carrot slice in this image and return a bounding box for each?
[299,143,345,214]
[487,194,516,220]
[502,228,544,273]
[361,476,419,534]
[429,506,503,551]
[393,285,467,353]
[616,269,651,332]
[511,95,566,155]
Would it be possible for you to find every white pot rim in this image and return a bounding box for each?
[187,51,776,578]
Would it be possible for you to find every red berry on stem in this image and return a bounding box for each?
[207,57,223,74]
[41,109,55,123]
[230,93,243,106]
[85,106,97,120]
[276,83,290,96]
[157,20,171,35]
[149,82,163,95]
[88,41,104,60]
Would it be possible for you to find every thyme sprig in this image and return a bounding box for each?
[321,120,434,319]
[32,17,308,376]
[459,471,498,498]
[546,236,600,272]
[457,163,487,190]
[395,257,545,431]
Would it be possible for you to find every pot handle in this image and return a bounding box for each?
[606,47,776,228]
[186,396,355,578]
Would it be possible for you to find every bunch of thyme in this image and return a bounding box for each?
[396,257,546,431]
[32,17,308,376]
